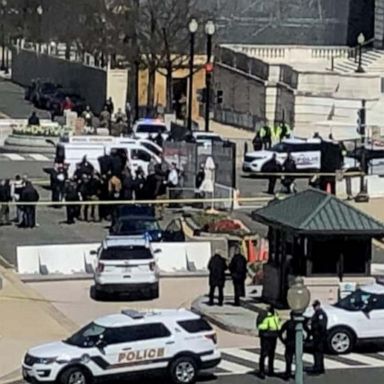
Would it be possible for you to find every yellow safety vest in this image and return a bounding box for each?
[271,126,282,141]
[258,313,282,332]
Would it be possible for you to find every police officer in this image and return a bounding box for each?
[262,154,282,195]
[279,311,296,380]
[229,250,247,306]
[308,300,328,375]
[260,124,272,150]
[257,305,281,379]
[282,153,297,194]
[252,132,263,151]
[207,252,227,306]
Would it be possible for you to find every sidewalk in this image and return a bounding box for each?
[0,266,77,384]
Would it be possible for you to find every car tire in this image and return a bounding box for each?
[151,284,159,299]
[169,356,198,384]
[327,327,355,354]
[93,285,107,301]
[58,367,90,384]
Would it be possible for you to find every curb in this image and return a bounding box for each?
[18,272,209,283]
[191,296,258,337]
[0,267,78,333]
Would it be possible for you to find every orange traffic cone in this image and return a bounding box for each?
[247,240,257,263]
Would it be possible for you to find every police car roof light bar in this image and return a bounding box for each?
[121,309,145,319]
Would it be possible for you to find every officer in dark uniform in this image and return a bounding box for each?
[308,300,328,375]
[207,252,227,306]
[229,250,247,306]
[279,311,296,380]
[262,154,282,195]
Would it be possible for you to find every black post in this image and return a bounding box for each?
[0,21,5,71]
[205,35,212,132]
[5,35,9,73]
[356,44,364,73]
[134,60,140,122]
[187,31,195,132]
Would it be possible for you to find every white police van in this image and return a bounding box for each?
[93,235,161,300]
[22,309,220,384]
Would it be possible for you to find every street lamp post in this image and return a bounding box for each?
[36,5,43,53]
[204,20,215,132]
[0,0,7,72]
[187,18,198,132]
[356,33,365,73]
[287,277,311,384]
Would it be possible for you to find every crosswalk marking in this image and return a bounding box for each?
[215,347,384,376]
[3,153,26,161]
[28,153,51,161]
[0,153,53,162]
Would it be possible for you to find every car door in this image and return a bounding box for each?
[362,294,384,338]
[99,323,175,376]
[131,149,153,175]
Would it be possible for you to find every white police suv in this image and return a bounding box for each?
[93,235,161,300]
[133,118,169,140]
[22,309,220,384]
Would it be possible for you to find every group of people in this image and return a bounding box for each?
[252,123,292,151]
[207,250,248,307]
[0,175,40,228]
[50,152,183,224]
[258,301,327,380]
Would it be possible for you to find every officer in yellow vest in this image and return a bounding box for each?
[257,305,282,379]
[259,125,272,150]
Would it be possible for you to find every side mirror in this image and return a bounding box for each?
[95,336,106,351]
[90,250,98,256]
[154,249,162,254]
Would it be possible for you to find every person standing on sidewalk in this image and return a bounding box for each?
[207,252,227,306]
[229,250,247,306]
[307,300,328,375]
[257,305,281,379]
[279,311,296,380]
[0,179,11,226]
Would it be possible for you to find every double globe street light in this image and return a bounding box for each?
[187,19,216,133]
[287,277,311,384]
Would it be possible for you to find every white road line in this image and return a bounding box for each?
[3,153,25,161]
[28,154,51,161]
[346,353,384,367]
[226,348,286,371]
[217,360,252,374]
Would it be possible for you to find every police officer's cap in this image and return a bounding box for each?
[312,300,321,307]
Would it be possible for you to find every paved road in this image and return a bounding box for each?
[0,79,50,119]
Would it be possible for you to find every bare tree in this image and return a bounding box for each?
[138,0,199,111]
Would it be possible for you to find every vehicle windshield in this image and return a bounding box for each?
[136,124,166,134]
[271,143,287,153]
[334,289,373,311]
[100,246,153,260]
[196,135,222,142]
[65,322,106,348]
[117,219,160,234]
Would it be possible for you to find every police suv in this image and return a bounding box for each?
[93,235,161,300]
[243,138,357,175]
[243,138,322,174]
[22,309,220,384]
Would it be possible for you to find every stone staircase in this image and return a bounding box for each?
[334,48,384,73]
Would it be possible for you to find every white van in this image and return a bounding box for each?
[67,136,163,157]
[55,142,161,176]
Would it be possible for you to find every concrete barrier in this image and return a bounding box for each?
[17,242,212,275]
[336,175,384,198]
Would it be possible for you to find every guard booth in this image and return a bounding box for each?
[252,189,384,308]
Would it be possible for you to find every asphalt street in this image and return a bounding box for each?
[10,367,384,384]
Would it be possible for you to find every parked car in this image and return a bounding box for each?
[93,235,161,299]
[133,118,169,140]
[34,82,60,108]
[110,215,163,242]
[22,308,220,384]
[304,284,384,354]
